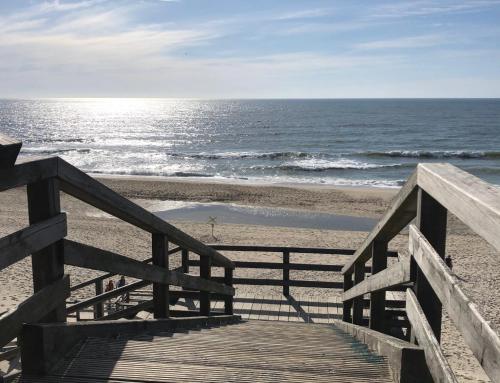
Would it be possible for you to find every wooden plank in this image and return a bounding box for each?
[406,288,458,383]
[199,256,211,316]
[190,260,353,272]
[352,262,365,325]
[283,251,290,296]
[63,240,234,296]
[0,133,22,168]
[224,268,233,315]
[369,241,388,332]
[0,275,69,347]
[0,214,67,271]
[209,244,357,255]
[342,273,353,322]
[27,177,66,323]
[56,158,234,269]
[217,278,343,289]
[342,169,418,275]
[0,157,58,192]
[409,225,500,382]
[418,163,500,253]
[413,188,447,342]
[94,280,104,319]
[342,259,411,302]
[152,233,169,318]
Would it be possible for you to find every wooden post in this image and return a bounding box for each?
[224,267,233,315]
[181,249,189,273]
[283,251,290,296]
[94,280,104,319]
[352,262,365,325]
[200,256,211,316]
[369,241,388,332]
[342,272,353,322]
[412,188,447,342]
[27,178,66,323]
[0,133,22,168]
[152,233,169,318]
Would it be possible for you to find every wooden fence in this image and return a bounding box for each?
[341,163,500,383]
[0,142,235,351]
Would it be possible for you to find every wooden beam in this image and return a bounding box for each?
[212,277,343,289]
[369,241,388,332]
[190,260,355,272]
[27,178,66,323]
[342,273,353,322]
[0,157,58,192]
[152,233,169,318]
[418,163,500,253]
[342,170,418,275]
[342,259,411,302]
[0,214,67,272]
[409,225,500,382]
[57,158,234,269]
[199,256,211,316]
[224,268,233,315]
[352,262,365,325]
[0,275,69,347]
[406,288,458,383]
[413,188,447,342]
[283,251,290,296]
[63,240,234,296]
[209,244,358,255]
[0,134,22,168]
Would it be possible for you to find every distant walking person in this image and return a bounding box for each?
[117,275,129,302]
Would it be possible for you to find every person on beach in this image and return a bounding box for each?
[117,276,129,302]
[445,255,453,270]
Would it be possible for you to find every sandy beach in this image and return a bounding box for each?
[1,176,499,382]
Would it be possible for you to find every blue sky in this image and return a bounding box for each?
[1,0,500,98]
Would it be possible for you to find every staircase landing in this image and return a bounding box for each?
[19,321,394,383]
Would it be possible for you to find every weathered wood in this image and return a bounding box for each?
[405,288,458,383]
[190,260,354,272]
[409,225,500,382]
[0,214,67,271]
[342,170,418,275]
[94,280,104,319]
[100,300,154,321]
[0,157,58,192]
[0,133,22,168]
[413,188,447,342]
[352,262,365,325]
[418,163,500,253]
[283,251,290,296]
[56,158,233,269]
[152,233,169,318]
[67,281,150,313]
[210,244,359,255]
[342,259,411,302]
[63,240,234,296]
[342,273,353,322]
[199,256,211,316]
[27,178,66,323]
[224,268,233,315]
[181,249,189,273]
[370,241,388,332]
[0,275,69,347]
[212,277,344,289]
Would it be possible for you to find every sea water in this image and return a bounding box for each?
[1,98,499,187]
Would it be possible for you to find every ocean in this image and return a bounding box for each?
[1,98,499,188]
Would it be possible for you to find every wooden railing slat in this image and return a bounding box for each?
[341,259,411,302]
[63,240,234,296]
[0,133,22,168]
[406,288,458,383]
[0,157,58,192]
[57,158,234,269]
[342,170,418,275]
[0,214,67,271]
[409,225,500,382]
[0,275,70,347]
[418,163,500,253]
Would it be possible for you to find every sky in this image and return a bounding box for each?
[1,0,500,98]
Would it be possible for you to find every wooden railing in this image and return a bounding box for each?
[0,143,235,350]
[341,163,500,383]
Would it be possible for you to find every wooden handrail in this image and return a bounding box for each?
[64,240,234,296]
[409,225,500,382]
[0,275,70,347]
[417,163,500,253]
[0,133,22,168]
[56,158,234,269]
[0,214,67,272]
[341,170,418,275]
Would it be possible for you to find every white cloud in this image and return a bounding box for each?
[356,34,447,50]
[274,8,333,21]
